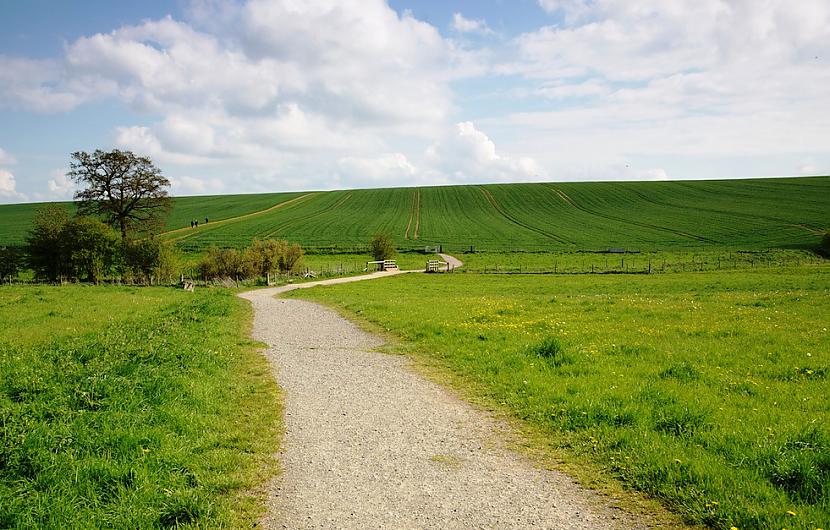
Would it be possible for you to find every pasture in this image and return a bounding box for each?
[1,177,828,253]
[290,267,830,529]
[0,286,281,528]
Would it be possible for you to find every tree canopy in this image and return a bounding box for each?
[69,149,171,241]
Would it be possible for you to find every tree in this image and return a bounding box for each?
[369,234,396,261]
[0,246,23,283]
[69,149,171,242]
[27,204,72,281]
[62,217,121,283]
[821,231,830,257]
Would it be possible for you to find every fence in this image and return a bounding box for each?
[460,252,826,275]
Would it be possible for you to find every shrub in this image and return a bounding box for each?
[62,217,122,283]
[27,204,72,281]
[126,238,181,284]
[243,239,285,277]
[199,247,251,280]
[0,246,23,282]
[369,234,396,261]
[278,243,304,273]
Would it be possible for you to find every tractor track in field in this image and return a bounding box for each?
[162,193,316,242]
[404,189,421,240]
[263,193,353,240]
[546,186,715,243]
[621,186,802,228]
[239,269,648,529]
[479,187,572,245]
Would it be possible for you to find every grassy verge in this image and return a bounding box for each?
[289,267,830,529]
[0,286,281,528]
[456,249,825,274]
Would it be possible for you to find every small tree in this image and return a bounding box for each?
[370,234,396,261]
[69,149,171,242]
[62,217,121,283]
[127,237,180,284]
[27,204,72,281]
[278,243,304,274]
[199,247,251,280]
[244,239,286,277]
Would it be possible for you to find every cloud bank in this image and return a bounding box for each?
[0,0,828,200]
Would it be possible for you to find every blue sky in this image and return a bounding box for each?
[1,0,829,203]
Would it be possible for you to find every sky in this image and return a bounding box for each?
[1,0,829,203]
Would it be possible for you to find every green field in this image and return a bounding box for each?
[290,267,830,529]
[0,286,281,528]
[1,177,827,252]
[0,192,300,246]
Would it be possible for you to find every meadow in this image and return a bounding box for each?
[290,267,830,529]
[0,286,281,528]
[1,176,828,253]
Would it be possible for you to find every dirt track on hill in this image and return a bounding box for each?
[239,264,649,529]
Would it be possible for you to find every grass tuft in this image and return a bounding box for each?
[530,337,571,367]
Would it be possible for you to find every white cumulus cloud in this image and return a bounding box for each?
[0,169,26,202]
[46,170,75,199]
[452,13,493,35]
[425,122,547,182]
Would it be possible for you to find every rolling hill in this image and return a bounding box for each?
[1,176,827,252]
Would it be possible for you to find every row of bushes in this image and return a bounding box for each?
[0,204,315,285]
[14,205,178,283]
[198,239,304,280]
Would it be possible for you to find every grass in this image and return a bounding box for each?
[2,177,828,252]
[457,249,826,274]
[289,267,830,529]
[0,285,281,528]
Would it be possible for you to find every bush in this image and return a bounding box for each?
[126,238,181,284]
[243,239,285,277]
[0,246,23,282]
[278,242,304,273]
[27,208,122,283]
[370,234,396,261]
[62,217,122,283]
[199,247,250,280]
[821,232,830,257]
[27,204,72,281]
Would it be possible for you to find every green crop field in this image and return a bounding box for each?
[1,177,827,252]
[0,286,281,528]
[291,267,830,529]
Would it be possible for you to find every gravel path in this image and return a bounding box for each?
[438,252,464,271]
[239,269,648,530]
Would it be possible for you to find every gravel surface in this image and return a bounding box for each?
[239,267,648,529]
[438,252,464,270]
